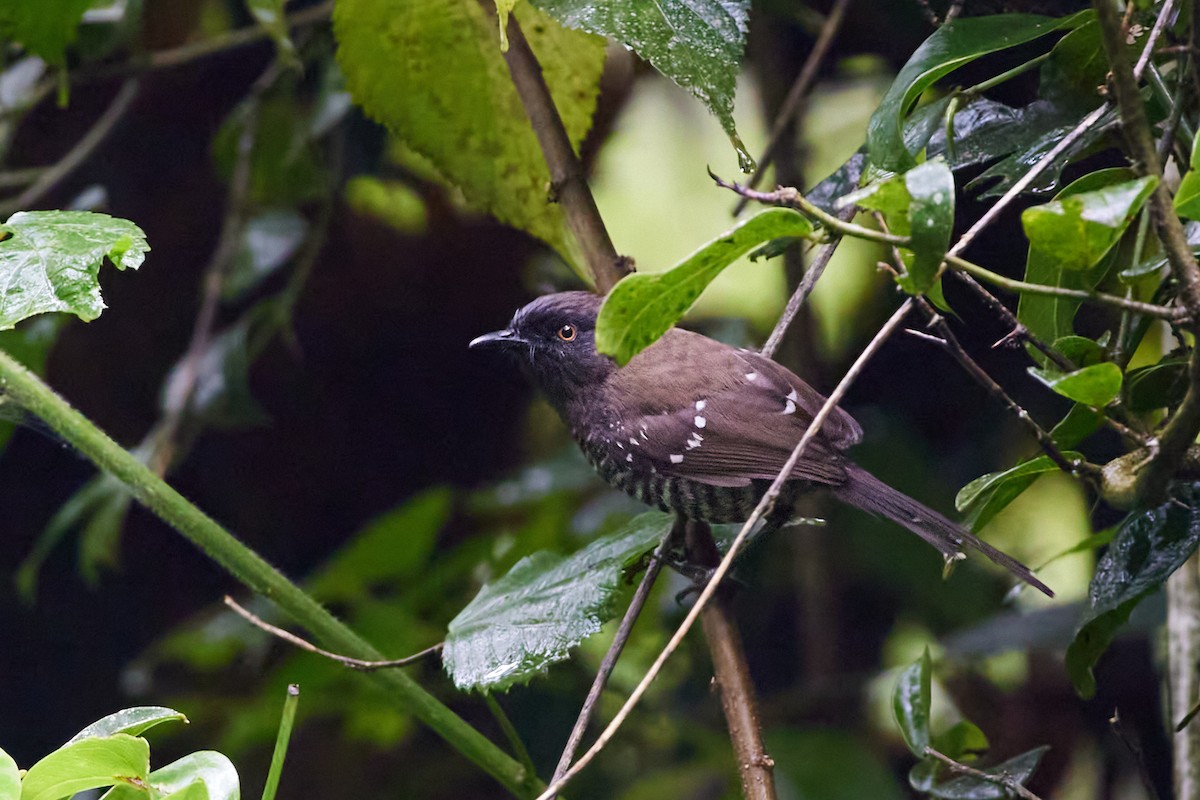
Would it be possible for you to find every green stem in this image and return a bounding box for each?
[485,694,538,780]
[945,255,1184,320]
[0,349,539,800]
[261,684,300,800]
[788,191,908,245]
[961,52,1051,96]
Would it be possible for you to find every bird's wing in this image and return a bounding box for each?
[617,357,851,488]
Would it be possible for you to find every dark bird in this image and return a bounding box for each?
[471,291,1052,597]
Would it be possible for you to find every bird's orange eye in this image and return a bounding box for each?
[557,324,577,342]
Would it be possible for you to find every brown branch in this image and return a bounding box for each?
[0,79,139,217]
[733,0,853,215]
[496,11,630,293]
[684,519,777,800]
[923,747,1044,800]
[224,595,444,671]
[547,523,677,796]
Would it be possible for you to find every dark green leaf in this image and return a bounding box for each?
[956,453,1080,532]
[224,210,308,302]
[893,649,932,758]
[68,707,189,744]
[1029,362,1123,406]
[159,320,269,430]
[533,0,750,165]
[595,208,813,365]
[900,160,954,294]
[867,12,1086,171]
[213,97,324,207]
[20,734,150,800]
[805,151,866,214]
[1067,482,1200,697]
[1038,15,1106,102]
[335,0,604,265]
[1125,356,1189,412]
[1050,335,1104,367]
[1022,176,1157,271]
[444,512,672,691]
[1018,168,1133,364]
[0,747,17,800]
[0,0,91,65]
[0,211,149,330]
[928,746,1048,799]
[768,729,905,800]
[0,316,65,454]
[1049,403,1103,448]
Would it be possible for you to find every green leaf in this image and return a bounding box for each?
[224,210,308,302]
[1174,172,1200,220]
[931,721,989,762]
[867,12,1086,171]
[20,734,150,800]
[159,319,269,430]
[1125,356,1189,412]
[532,0,750,166]
[0,211,149,331]
[102,752,239,800]
[213,98,324,207]
[1021,176,1157,271]
[928,746,1048,799]
[1067,483,1200,698]
[0,0,91,65]
[0,748,18,800]
[68,707,189,744]
[595,208,813,364]
[444,511,672,691]
[768,729,906,800]
[1029,362,1123,406]
[900,160,954,294]
[1049,403,1103,449]
[956,453,1080,532]
[244,0,298,66]
[893,649,932,758]
[334,0,605,266]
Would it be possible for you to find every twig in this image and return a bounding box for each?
[0,79,139,217]
[733,0,853,215]
[1110,709,1165,800]
[923,747,1044,800]
[495,10,629,293]
[223,595,444,671]
[1134,0,1178,79]
[684,519,777,800]
[536,300,915,800]
[760,207,856,360]
[548,523,678,794]
[0,167,45,189]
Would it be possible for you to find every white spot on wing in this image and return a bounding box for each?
[787,388,798,402]
[630,437,640,446]
[670,454,684,463]
[626,454,633,462]
[694,416,707,428]
[783,399,797,414]
[745,372,758,381]
[695,399,706,411]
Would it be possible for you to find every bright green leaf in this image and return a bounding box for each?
[595,208,813,364]
[532,0,750,165]
[1067,483,1200,698]
[1029,362,1123,406]
[1021,176,1157,271]
[102,752,239,800]
[444,512,672,691]
[495,0,518,50]
[867,12,1086,171]
[20,734,150,800]
[901,160,954,294]
[931,720,988,763]
[1176,129,1200,219]
[334,0,604,267]
[0,748,18,800]
[956,453,1080,532]
[0,211,149,331]
[68,707,189,744]
[893,649,932,758]
[0,0,91,65]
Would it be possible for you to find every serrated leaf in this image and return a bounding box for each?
[533,0,750,164]
[20,734,150,800]
[595,208,813,364]
[68,707,189,744]
[893,649,932,758]
[900,160,954,294]
[334,0,604,267]
[867,12,1086,171]
[1022,176,1157,271]
[102,752,239,800]
[1029,362,1122,406]
[1067,483,1200,698]
[0,211,149,331]
[0,748,18,800]
[956,453,1080,532]
[0,0,91,65]
[928,746,1048,799]
[444,512,672,691]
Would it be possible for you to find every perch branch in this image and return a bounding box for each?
[924,747,1044,800]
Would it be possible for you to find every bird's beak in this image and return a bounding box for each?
[469,328,525,350]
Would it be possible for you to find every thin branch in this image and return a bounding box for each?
[760,207,856,360]
[1110,709,1165,800]
[733,0,853,215]
[1168,556,1200,800]
[1134,0,1179,79]
[223,595,444,671]
[536,300,915,800]
[0,79,139,217]
[923,747,1044,800]
[0,167,45,189]
[548,523,677,793]
[496,11,629,293]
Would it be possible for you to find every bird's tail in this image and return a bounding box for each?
[831,463,1053,597]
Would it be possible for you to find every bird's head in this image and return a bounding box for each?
[469,291,617,411]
